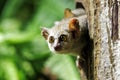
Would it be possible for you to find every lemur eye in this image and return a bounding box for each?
[59,35,67,42]
[49,36,54,43]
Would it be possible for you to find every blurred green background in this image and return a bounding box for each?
[0,0,80,80]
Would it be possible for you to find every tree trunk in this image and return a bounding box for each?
[76,0,120,80]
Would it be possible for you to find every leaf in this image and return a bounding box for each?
[0,19,21,33]
[20,35,50,60]
[45,55,80,80]
[0,59,21,80]
[0,31,38,44]
[1,0,24,19]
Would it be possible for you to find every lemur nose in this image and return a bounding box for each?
[54,45,61,51]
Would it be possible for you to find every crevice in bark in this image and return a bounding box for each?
[111,0,118,41]
[76,1,85,9]
[85,38,94,80]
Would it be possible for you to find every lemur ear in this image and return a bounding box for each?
[69,19,80,32]
[64,8,74,18]
[69,19,80,38]
[41,27,49,40]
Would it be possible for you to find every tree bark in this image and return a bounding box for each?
[76,0,120,80]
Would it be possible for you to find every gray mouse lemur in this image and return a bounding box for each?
[41,8,90,80]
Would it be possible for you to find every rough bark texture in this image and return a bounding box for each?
[76,0,120,80]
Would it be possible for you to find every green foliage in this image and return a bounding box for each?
[0,0,80,80]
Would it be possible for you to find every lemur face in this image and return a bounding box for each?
[41,18,80,54]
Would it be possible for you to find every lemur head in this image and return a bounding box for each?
[41,18,81,54]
